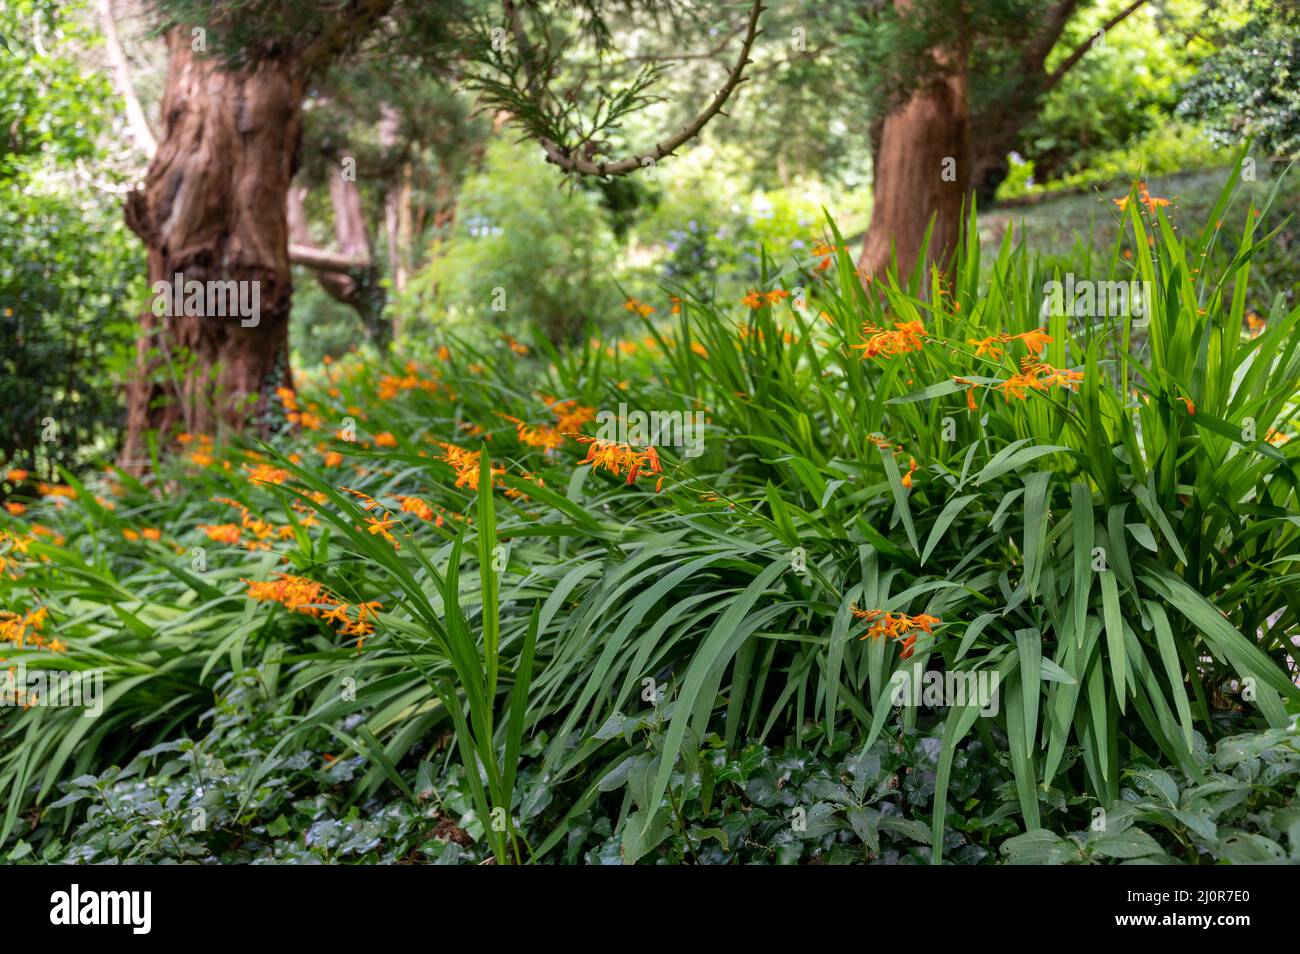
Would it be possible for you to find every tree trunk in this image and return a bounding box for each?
[378,101,410,341]
[288,178,388,351]
[969,109,1025,206]
[119,30,305,469]
[858,16,971,281]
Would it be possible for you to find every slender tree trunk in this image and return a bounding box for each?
[119,30,304,469]
[859,36,972,280]
[378,102,409,342]
[288,177,388,351]
[94,0,157,158]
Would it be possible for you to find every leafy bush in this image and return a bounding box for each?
[0,0,143,479]
[998,0,1216,186]
[415,139,621,344]
[996,123,1234,201]
[1180,0,1300,161]
[1002,721,1300,863]
[633,144,871,296]
[17,672,487,865]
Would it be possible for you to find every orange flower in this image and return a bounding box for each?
[378,373,438,401]
[1181,396,1195,416]
[623,298,654,318]
[1114,182,1172,214]
[244,574,337,618]
[374,432,398,448]
[245,463,289,486]
[954,378,979,413]
[435,442,502,491]
[866,434,898,451]
[851,606,941,654]
[1,606,50,649]
[900,457,918,489]
[1015,328,1053,354]
[1037,365,1084,390]
[969,335,1005,359]
[365,514,400,549]
[121,528,140,541]
[398,495,436,521]
[499,414,566,453]
[811,241,843,271]
[502,469,546,501]
[5,469,28,483]
[576,437,662,484]
[243,574,379,650]
[199,523,241,545]
[543,397,597,433]
[323,451,344,468]
[996,358,1082,400]
[342,487,382,512]
[852,319,926,360]
[740,290,764,309]
[4,502,26,516]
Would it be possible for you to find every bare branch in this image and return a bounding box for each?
[288,243,372,272]
[1044,0,1147,92]
[1020,0,1082,76]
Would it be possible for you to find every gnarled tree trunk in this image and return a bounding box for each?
[119,30,305,470]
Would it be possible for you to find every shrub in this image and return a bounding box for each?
[416,139,621,344]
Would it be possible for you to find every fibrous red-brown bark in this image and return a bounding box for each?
[858,0,1152,274]
[858,13,972,280]
[120,30,305,469]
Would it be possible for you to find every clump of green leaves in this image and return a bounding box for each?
[15,672,487,865]
[1002,722,1300,864]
